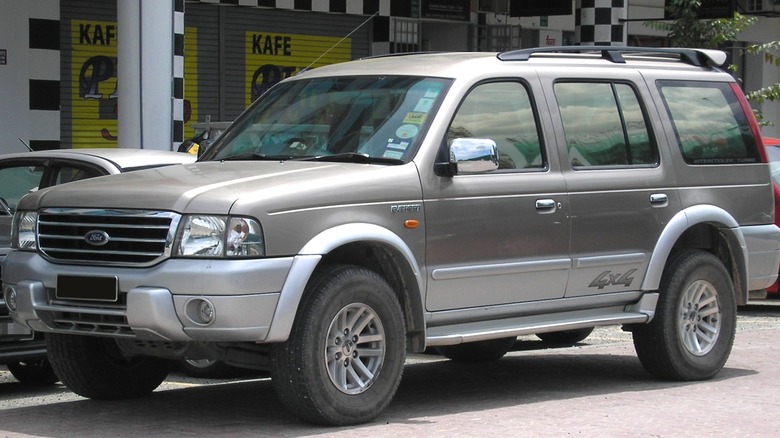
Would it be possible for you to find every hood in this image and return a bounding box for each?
[19,161,421,215]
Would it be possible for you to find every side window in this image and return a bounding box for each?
[447,81,544,171]
[658,80,760,165]
[555,82,657,168]
[53,165,103,185]
[0,165,45,214]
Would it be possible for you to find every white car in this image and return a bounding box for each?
[0,148,195,384]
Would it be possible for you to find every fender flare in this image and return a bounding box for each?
[264,223,424,343]
[641,204,747,294]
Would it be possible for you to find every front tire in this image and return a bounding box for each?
[6,359,59,385]
[46,333,171,399]
[632,250,736,381]
[271,265,406,426]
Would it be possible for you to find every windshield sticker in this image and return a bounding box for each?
[403,112,427,124]
[414,98,435,113]
[424,87,441,99]
[386,141,409,151]
[396,124,419,139]
[383,150,404,160]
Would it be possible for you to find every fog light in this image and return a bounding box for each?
[198,300,215,324]
[4,286,18,312]
[186,298,216,326]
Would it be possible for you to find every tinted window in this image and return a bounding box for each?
[767,146,780,186]
[447,81,544,170]
[555,82,656,168]
[0,165,44,213]
[658,80,760,165]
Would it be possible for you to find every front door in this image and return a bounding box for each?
[422,80,570,311]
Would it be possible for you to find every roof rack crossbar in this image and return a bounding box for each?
[497,46,727,67]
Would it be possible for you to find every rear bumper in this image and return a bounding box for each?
[743,224,780,291]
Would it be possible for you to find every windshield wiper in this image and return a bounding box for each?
[294,153,403,165]
[218,153,294,162]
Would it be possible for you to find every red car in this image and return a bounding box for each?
[765,137,780,296]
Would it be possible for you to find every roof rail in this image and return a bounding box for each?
[497,46,727,67]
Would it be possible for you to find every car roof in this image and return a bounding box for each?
[294,48,730,82]
[0,148,196,171]
[764,137,780,147]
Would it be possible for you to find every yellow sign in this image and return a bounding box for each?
[245,32,352,106]
[184,26,198,140]
[70,20,118,148]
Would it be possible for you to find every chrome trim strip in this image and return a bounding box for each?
[573,252,646,269]
[431,258,571,281]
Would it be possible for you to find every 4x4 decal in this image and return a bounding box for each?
[589,269,637,289]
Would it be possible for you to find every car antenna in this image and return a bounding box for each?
[303,11,379,72]
[18,138,33,152]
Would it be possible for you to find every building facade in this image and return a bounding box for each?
[1,0,778,153]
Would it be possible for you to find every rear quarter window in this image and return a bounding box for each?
[658,80,760,165]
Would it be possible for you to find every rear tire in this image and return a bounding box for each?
[632,250,736,381]
[436,337,517,362]
[7,359,59,385]
[271,265,406,426]
[46,333,171,399]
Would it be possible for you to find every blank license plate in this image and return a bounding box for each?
[56,275,118,302]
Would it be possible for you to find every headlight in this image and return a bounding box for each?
[175,215,264,257]
[12,211,38,250]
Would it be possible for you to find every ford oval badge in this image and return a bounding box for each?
[85,230,110,246]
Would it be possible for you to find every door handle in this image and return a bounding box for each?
[535,199,558,213]
[650,193,668,206]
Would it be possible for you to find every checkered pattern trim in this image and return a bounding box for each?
[173,0,185,146]
[27,0,61,151]
[193,0,390,16]
[575,0,626,46]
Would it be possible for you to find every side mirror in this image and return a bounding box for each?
[436,138,499,176]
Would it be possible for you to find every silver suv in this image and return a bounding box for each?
[3,47,779,425]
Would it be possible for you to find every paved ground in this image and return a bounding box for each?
[1,300,779,437]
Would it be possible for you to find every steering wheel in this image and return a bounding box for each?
[280,137,313,155]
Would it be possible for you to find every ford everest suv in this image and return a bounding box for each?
[3,47,779,425]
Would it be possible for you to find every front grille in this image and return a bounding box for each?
[38,209,181,266]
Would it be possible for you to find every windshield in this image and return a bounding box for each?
[202,75,451,163]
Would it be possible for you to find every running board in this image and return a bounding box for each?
[425,293,658,347]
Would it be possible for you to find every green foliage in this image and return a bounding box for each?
[746,41,780,116]
[646,0,776,124]
[645,0,756,48]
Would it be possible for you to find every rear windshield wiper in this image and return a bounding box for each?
[294,153,404,165]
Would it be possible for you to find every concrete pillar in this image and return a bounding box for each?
[117,0,174,150]
[575,0,627,46]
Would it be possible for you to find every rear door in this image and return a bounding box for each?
[545,73,680,298]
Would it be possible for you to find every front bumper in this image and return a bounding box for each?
[3,250,295,342]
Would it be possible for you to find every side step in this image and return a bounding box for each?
[425,293,658,347]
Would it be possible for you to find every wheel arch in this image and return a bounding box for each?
[264,223,427,352]
[641,205,748,305]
